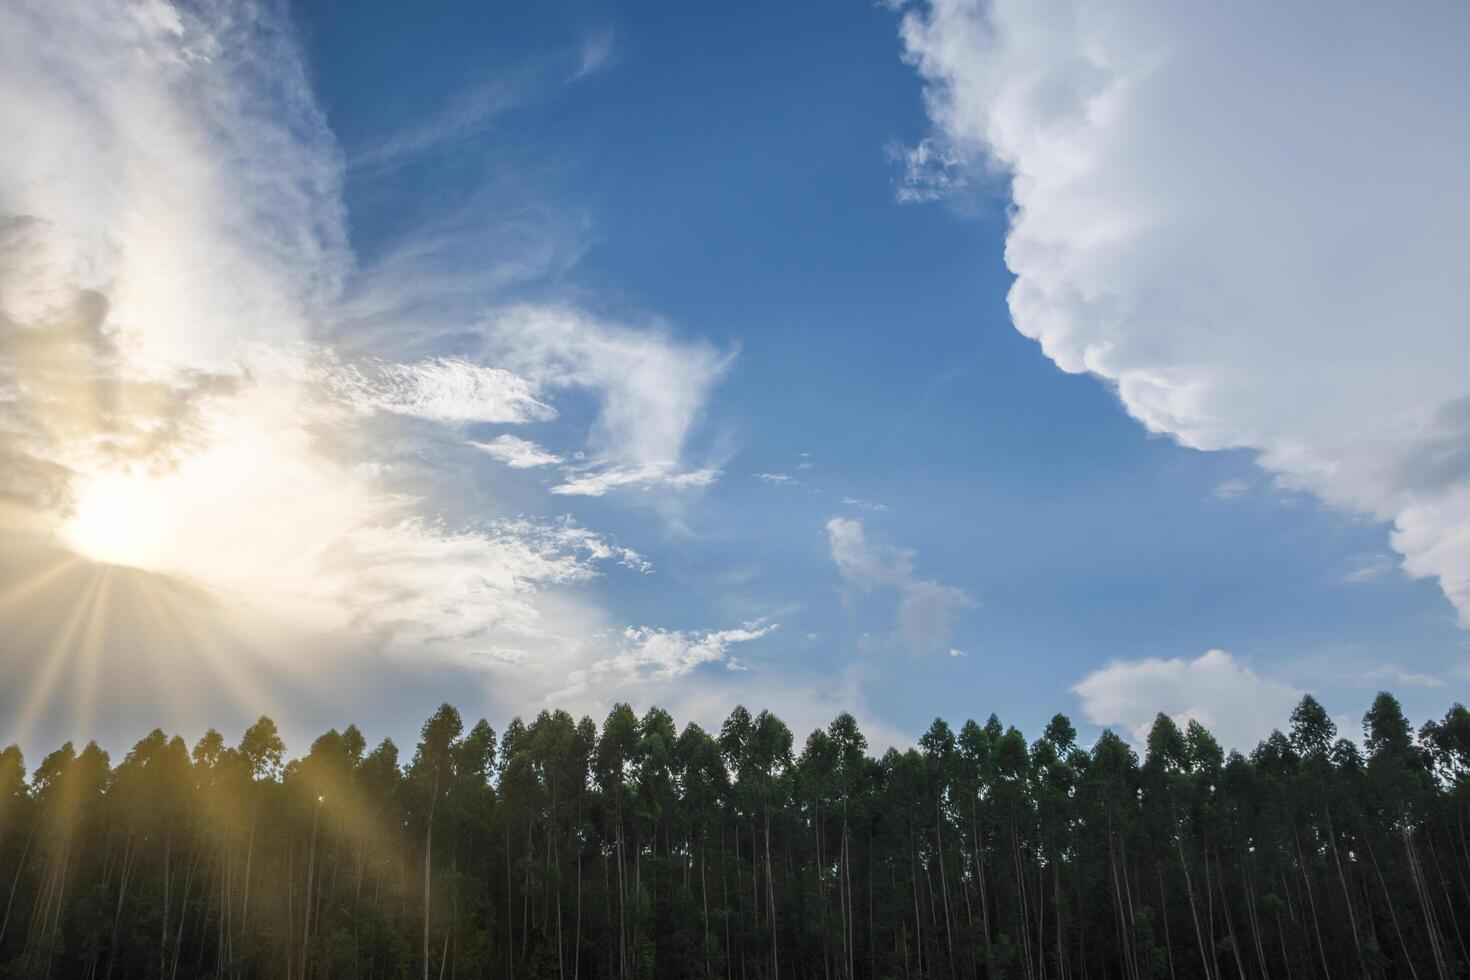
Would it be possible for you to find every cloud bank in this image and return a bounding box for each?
[901,0,1470,624]
[1073,649,1301,751]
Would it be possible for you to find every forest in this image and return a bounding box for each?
[0,692,1466,980]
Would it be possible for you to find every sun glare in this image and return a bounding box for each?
[62,471,176,571]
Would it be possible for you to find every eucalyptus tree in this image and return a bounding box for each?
[1289,694,1371,978]
[236,713,284,950]
[920,718,960,978]
[4,691,1469,979]
[827,712,867,980]
[596,703,639,978]
[1365,692,1455,979]
[1084,728,1142,980]
[411,703,463,980]
[796,726,839,979]
[674,721,726,977]
[1034,714,1080,980]
[0,744,30,956]
[955,716,996,967]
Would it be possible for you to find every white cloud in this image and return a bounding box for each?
[641,663,916,753]
[889,138,967,204]
[827,516,973,653]
[551,463,721,497]
[1211,480,1249,501]
[757,472,797,485]
[948,647,966,657]
[1073,649,1302,751]
[352,29,618,173]
[897,579,971,651]
[0,0,348,372]
[1363,664,1447,690]
[1341,553,1398,585]
[472,434,563,469]
[0,0,699,707]
[551,620,777,697]
[477,305,732,497]
[479,305,730,466]
[843,496,888,512]
[573,30,617,81]
[829,516,914,590]
[333,356,555,425]
[901,1,1470,626]
[352,81,520,172]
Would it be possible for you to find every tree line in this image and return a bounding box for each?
[0,691,1466,979]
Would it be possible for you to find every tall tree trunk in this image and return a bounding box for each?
[1291,824,1332,980]
[1403,829,1450,980]
[1172,808,1212,980]
[0,824,35,947]
[424,768,439,980]
[1324,808,1368,978]
[934,797,955,978]
[302,802,319,980]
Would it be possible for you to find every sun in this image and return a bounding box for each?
[61,470,177,571]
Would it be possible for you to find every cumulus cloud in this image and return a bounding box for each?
[827,516,972,653]
[900,0,1470,625]
[1073,649,1302,751]
[472,434,563,469]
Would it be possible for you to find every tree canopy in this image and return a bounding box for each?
[1,693,1467,979]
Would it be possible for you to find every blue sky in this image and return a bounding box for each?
[1,0,1466,756]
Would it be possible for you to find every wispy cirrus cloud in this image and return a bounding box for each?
[0,0,734,743]
[471,434,564,469]
[549,620,778,702]
[330,355,556,425]
[552,463,721,497]
[1340,553,1398,585]
[888,138,967,204]
[351,30,619,173]
[1363,664,1446,690]
[475,304,733,496]
[351,81,522,172]
[1211,479,1250,501]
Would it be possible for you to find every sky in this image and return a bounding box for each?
[1,0,1467,760]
